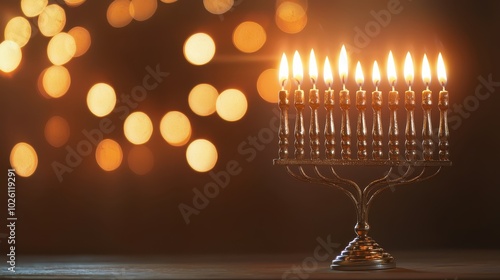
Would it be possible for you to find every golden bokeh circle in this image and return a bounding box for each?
[68,26,91,57]
[47,32,76,65]
[64,0,86,7]
[0,40,22,73]
[123,111,154,145]
[107,0,133,28]
[183,33,216,66]
[160,111,192,147]
[87,83,117,117]
[232,21,266,53]
[129,0,158,21]
[42,65,71,98]
[275,1,308,34]
[95,139,123,172]
[4,16,32,48]
[10,142,38,177]
[216,88,248,122]
[188,83,219,116]
[186,139,218,172]
[38,4,66,37]
[257,68,282,103]
[21,0,48,17]
[44,116,70,148]
[203,0,234,15]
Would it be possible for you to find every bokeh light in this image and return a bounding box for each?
[124,111,153,145]
[275,1,308,34]
[183,33,216,66]
[10,142,38,177]
[107,0,133,28]
[186,139,218,172]
[232,21,266,53]
[21,0,48,17]
[95,139,123,172]
[4,16,32,48]
[216,89,248,122]
[42,65,71,98]
[0,40,22,73]
[188,83,218,116]
[64,0,86,7]
[47,32,76,65]
[38,4,66,37]
[160,111,192,147]
[203,0,233,15]
[160,0,177,3]
[128,145,154,175]
[257,68,281,103]
[130,0,157,21]
[87,83,116,117]
[68,26,91,57]
[44,116,70,147]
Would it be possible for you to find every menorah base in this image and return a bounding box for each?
[331,235,395,270]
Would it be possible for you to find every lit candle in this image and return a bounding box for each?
[324,56,335,159]
[421,54,434,160]
[437,52,449,161]
[278,53,289,159]
[355,61,367,160]
[371,61,383,159]
[293,50,305,159]
[339,45,351,159]
[387,51,400,161]
[404,52,416,160]
[309,49,320,159]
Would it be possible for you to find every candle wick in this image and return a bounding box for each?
[343,83,346,91]
[281,79,286,90]
[409,84,412,91]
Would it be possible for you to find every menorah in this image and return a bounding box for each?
[273,47,451,270]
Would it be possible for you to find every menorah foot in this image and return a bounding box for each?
[330,236,395,270]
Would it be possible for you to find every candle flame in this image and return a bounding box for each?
[404,51,414,88]
[355,61,364,88]
[387,51,397,88]
[372,60,381,89]
[309,49,318,85]
[279,53,288,87]
[339,45,348,86]
[422,54,431,87]
[324,56,333,88]
[293,50,303,85]
[437,52,447,88]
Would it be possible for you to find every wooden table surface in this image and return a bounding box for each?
[1,250,500,279]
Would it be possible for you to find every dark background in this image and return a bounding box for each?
[0,0,499,257]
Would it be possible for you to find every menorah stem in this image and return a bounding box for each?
[324,89,335,159]
[356,90,367,160]
[340,90,351,159]
[422,90,434,160]
[355,201,370,238]
[309,88,320,159]
[405,90,417,160]
[388,91,400,161]
[372,91,383,160]
[278,90,289,159]
[294,89,305,159]
[438,90,450,160]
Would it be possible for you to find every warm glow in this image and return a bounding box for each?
[128,145,154,175]
[68,26,91,57]
[95,139,123,172]
[129,0,158,21]
[161,0,178,3]
[232,21,266,53]
[309,49,318,85]
[64,0,86,7]
[160,111,192,146]
[404,52,414,88]
[4,17,32,48]
[44,116,70,148]
[422,54,431,87]
[124,111,153,145]
[47,32,76,65]
[10,142,38,177]
[372,61,381,89]
[275,1,308,34]
[355,61,364,88]
[203,0,234,15]
[292,50,303,85]
[188,83,219,116]
[257,68,281,103]
[21,0,48,17]
[339,45,348,86]
[87,83,116,117]
[186,139,218,172]
[183,33,216,66]
[38,4,66,37]
[42,65,71,98]
[107,0,133,28]
[387,51,397,88]
[323,56,333,88]
[279,53,288,87]
[438,53,447,88]
[0,40,22,73]
[216,89,248,122]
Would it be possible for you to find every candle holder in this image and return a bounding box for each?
[273,86,451,271]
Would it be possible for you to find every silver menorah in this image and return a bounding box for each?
[273,50,451,270]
